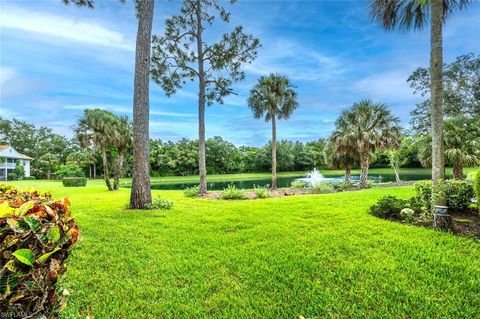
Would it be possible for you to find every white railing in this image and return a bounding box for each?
[0,163,16,169]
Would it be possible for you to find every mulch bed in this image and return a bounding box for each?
[416,210,480,240]
[199,188,310,199]
[198,181,414,200]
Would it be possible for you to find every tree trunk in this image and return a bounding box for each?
[94,162,97,179]
[271,116,277,189]
[130,0,154,209]
[433,213,453,231]
[430,0,446,207]
[393,165,401,183]
[47,167,51,180]
[102,150,113,191]
[89,164,92,179]
[113,154,124,190]
[196,0,207,195]
[344,167,351,184]
[452,163,463,180]
[358,153,369,189]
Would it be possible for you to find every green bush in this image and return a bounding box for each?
[332,182,354,192]
[253,185,270,199]
[23,176,36,180]
[147,197,174,210]
[184,185,200,197]
[473,170,480,211]
[62,177,87,187]
[291,180,306,189]
[309,182,334,194]
[7,172,17,181]
[445,180,475,210]
[56,164,85,179]
[414,180,474,212]
[0,184,80,317]
[220,184,247,200]
[369,195,408,218]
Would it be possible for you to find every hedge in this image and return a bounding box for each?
[62,177,87,187]
[0,184,80,317]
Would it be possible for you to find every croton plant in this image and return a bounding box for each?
[0,184,79,318]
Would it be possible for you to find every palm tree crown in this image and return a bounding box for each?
[248,74,298,122]
[369,0,472,31]
[332,100,400,188]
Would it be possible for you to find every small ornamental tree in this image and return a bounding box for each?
[151,0,260,194]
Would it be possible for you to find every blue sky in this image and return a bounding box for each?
[1,0,479,146]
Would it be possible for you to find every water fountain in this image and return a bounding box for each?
[297,168,326,186]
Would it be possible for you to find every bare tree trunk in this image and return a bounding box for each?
[344,167,351,184]
[393,165,401,183]
[102,150,113,191]
[431,0,446,207]
[130,0,154,208]
[452,163,463,180]
[358,153,369,189]
[113,154,124,190]
[271,116,277,189]
[47,167,51,180]
[93,162,97,179]
[196,0,207,195]
[89,164,92,179]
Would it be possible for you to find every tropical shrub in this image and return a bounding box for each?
[7,172,18,181]
[414,180,474,213]
[369,195,408,218]
[184,185,200,197]
[56,164,85,179]
[475,170,480,211]
[62,177,87,187]
[15,162,25,180]
[0,184,80,317]
[253,185,270,199]
[309,182,334,194]
[220,184,247,200]
[332,182,354,192]
[291,180,306,189]
[445,180,475,210]
[146,197,173,210]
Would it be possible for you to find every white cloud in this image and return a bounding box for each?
[351,70,415,103]
[0,6,133,50]
[63,104,195,118]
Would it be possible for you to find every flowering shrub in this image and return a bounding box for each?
[0,185,79,317]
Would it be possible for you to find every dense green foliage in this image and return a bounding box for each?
[369,195,408,218]
[56,164,85,179]
[150,137,327,176]
[0,185,79,317]
[62,177,88,187]
[253,185,270,198]
[183,185,200,198]
[414,180,475,212]
[475,170,480,210]
[309,182,334,194]
[408,53,480,134]
[4,179,478,318]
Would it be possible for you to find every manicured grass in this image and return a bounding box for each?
[8,179,480,318]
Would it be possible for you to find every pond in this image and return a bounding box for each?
[146,172,437,191]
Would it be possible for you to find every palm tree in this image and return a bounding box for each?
[75,109,116,191]
[417,116,480,179]
[248,74,298,189]
[332,100,400,189]
[130,0,154,208]
[369,0,472,203]
[112,115,132,190]
[323,141,358,184]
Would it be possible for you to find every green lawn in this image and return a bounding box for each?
[8,178,480,319]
